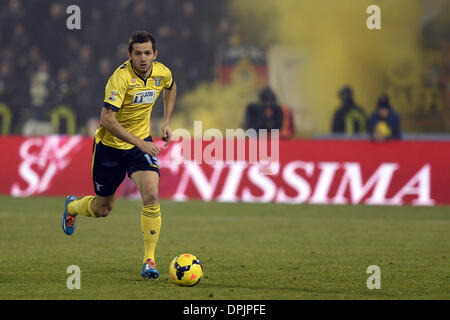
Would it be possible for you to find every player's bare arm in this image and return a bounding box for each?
[162,81,177,147]
[100,107,160,156]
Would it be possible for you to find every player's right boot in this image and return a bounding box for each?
[141,259,160,279]
[61,195,77,235]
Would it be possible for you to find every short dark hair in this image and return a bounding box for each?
[128,31,156,53]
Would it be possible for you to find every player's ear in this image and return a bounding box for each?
[154,49,158,60]
[127,50,132,60]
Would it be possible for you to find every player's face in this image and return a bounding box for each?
[378,107,389,119]
[128,41,157,76]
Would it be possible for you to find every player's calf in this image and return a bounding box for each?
[90,196,115,217]
[94,206,113,217]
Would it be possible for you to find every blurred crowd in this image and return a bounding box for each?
[244,85,403,142]
[331,86,402,141]
[245,87,296,139]
[0,0,232,134]
[2,1,447,137]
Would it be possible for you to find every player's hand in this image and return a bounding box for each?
[374,129,384,142]
[162,123,173,147]
[139,141,160,157]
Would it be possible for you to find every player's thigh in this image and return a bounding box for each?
[130,170,159,205]
[92,141,127,198]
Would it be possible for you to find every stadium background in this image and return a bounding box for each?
[1,0,449,301]
[0,0,449,136]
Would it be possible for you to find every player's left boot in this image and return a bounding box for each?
[141,258,159,279]
[61,195,77,235]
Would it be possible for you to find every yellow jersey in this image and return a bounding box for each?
[95,60,174,150]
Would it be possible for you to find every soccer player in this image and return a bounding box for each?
[61,31,177,279]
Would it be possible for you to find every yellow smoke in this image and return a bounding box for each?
[171,80,258,136]
[230,0,424,134]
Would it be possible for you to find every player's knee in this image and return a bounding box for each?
[142,190,159,205]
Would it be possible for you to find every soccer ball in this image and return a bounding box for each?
[169,253,204,286]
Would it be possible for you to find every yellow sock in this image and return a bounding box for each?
[67,196,96,217]
[141,203,161,264]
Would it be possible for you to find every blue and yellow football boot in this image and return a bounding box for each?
[141,259,159,279]
[61,195,77,235]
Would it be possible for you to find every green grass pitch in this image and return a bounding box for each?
[0,195,449,299]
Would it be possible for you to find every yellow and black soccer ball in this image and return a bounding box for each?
[169,253,204,286]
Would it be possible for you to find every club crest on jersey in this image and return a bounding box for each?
[133,90,156,104]
[152,77,164,86]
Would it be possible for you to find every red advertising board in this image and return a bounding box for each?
[0,135,449,206]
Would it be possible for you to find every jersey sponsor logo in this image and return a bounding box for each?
[152,77,164,86]
[133,90,156,104]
